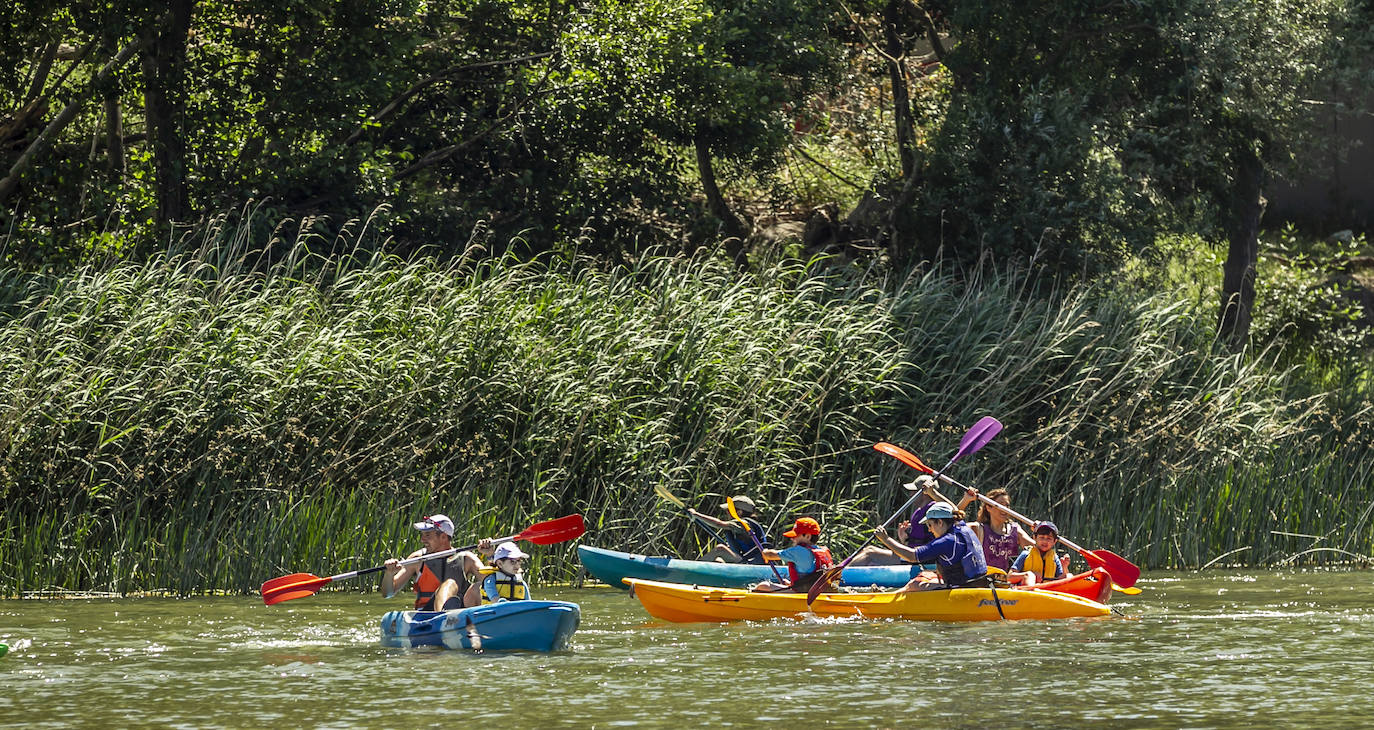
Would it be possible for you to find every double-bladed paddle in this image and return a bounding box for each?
[726,497,786,583]
[259,513,586,606]
[874,441,1142,589]
[805,416,1004,605]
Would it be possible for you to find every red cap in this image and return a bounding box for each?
[784,517,821,538]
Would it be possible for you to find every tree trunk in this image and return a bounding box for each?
[1217,145,1265,350]
[25,41,60,103]
[140,0,195,226]
[693,130,748,266]
[884,0,916,181]
[105,90,124,181]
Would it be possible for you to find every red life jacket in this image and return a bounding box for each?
[786,544,834,586]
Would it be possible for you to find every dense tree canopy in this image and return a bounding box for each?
[2,0,1371,348]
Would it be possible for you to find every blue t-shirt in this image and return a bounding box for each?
[911,522,988,586]
[778,545,816,574]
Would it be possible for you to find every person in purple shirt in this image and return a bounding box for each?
[955,486,1034,573]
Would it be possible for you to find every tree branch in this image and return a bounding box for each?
[0,36,146,205]
[341,51,556,147]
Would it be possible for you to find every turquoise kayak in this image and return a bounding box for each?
[578,545,928,590]
[380,600,579,652]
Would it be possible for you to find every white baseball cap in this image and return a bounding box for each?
[412,514,455,536]
[494,542,530,560]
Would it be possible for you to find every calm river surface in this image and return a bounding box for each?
[2,569,1371,728]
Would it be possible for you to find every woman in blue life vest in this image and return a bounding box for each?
[687,495,774,564]
[481,541,532,603]
[1009,522,1072,586]
[381,514,493,610]
[751,517,834,593]
[874,501,989,589]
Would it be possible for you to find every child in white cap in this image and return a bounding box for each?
[480,541,531,603]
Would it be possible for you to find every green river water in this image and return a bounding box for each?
[2,570,1371,728]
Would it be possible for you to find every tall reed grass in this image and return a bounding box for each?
[1,224,1369,595]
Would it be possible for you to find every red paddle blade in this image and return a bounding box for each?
[261,574,332,606]
[1083,549,1141,588]
[515,513,586,545]
[805,567,841,605]
[260,572,319,595]
[873,442,935,474]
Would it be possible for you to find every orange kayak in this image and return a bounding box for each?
[1022,567,1114,604]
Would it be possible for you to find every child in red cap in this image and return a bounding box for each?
[753,517,834,593]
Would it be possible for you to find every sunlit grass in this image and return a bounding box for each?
[1,222,1370,596]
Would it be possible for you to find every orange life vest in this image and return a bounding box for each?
[414,556,468,610]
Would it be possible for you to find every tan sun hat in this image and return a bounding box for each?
[721,495,757,514]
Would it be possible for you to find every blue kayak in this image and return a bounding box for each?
[578,545,928,590]
[380,600,580,652]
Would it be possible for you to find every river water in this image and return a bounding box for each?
[2,569,1370,728]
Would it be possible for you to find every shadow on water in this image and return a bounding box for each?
[1,570,1371,728]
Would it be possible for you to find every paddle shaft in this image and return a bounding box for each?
[329,532,523,582]
[922,471,1092,552]
[836,488,927,571]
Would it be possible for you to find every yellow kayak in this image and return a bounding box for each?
[623,578,1112,623]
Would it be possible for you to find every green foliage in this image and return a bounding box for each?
[1,220,1371,592]
[909,0,1355,270]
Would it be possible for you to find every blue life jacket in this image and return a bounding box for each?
[914,521,989,587]
[724,516,773,564]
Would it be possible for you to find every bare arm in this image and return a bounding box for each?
[876,526,919,563]
[687,508,745,533]
[381,548,426,597]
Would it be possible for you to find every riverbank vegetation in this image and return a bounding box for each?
[1,229,1369,595]
[4,1,1374,594]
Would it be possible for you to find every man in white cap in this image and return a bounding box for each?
[479,541,532,603]
[686,495,773,564]
[382,514,493,611]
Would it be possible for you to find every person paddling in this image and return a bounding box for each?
[1009,522,1072,586]
[687,495,773,564]
[955,486,1033,573]
[752,517,834,593]
[480,542,532,603]
[382,514,493,611]
[874,501,989,590]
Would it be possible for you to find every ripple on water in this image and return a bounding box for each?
[1,574,1372,728]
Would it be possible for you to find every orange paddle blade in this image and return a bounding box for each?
[515,513,586,545]
[261,574,332,606]
[872,442,935,474]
